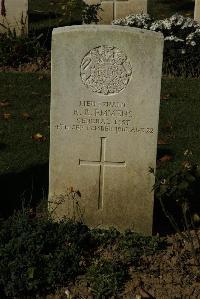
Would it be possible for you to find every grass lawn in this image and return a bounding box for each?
[0,73,50,217]
[0,72,200,221]
[158,77,200,176]
[0,73,50,174]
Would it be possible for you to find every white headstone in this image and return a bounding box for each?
[194,0,200,23]
[85,0,147,24]
[0,0,28,35]
[49,25,163,235]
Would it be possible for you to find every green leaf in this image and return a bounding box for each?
[178,181,189,191]
[27,267,35,279]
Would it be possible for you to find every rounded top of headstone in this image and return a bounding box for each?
[80,45,132,95]
[53,25,164,41]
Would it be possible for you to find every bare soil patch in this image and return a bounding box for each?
[44,230,200,299]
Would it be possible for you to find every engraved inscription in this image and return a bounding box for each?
[55,99,155,135]
[80,46,132,95]
[79,137,126,209]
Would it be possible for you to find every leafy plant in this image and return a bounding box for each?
[0,0,101,68]
[154,151,200,264]
[86,231,165,298]
[87,259,128,298]
[91,227,120,248]
[49,188,85,223]
[0,207,166,298]
[0,31,47,68]
[113,13,200,77]
[30,0,101,28]
[154,150,200,230]
[59,0,101,25]
[116,230,166,265]
[0,210,92,298]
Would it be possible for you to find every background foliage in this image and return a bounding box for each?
[113,13,200,77]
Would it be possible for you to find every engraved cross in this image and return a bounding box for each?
[79,137,126,210]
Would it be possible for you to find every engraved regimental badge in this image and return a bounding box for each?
[80,45,132,95]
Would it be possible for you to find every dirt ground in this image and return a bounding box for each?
[122,230,200,299]
[44,230,200,299]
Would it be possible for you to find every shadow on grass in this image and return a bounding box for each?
[0,163,49,219]
[0,143,7,151]
[156,147,174,161]
[153,198,176,235]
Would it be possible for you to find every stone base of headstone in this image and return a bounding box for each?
[0,0,28,35]
[85,0,147,24]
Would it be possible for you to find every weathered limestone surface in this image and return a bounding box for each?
[49,25,163,235]
[84,0,147,24]
[0,0,28,35]
[115,0,147,20]
[194,0,200,23]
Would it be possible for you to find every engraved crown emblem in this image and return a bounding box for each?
[80,45,132,95]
